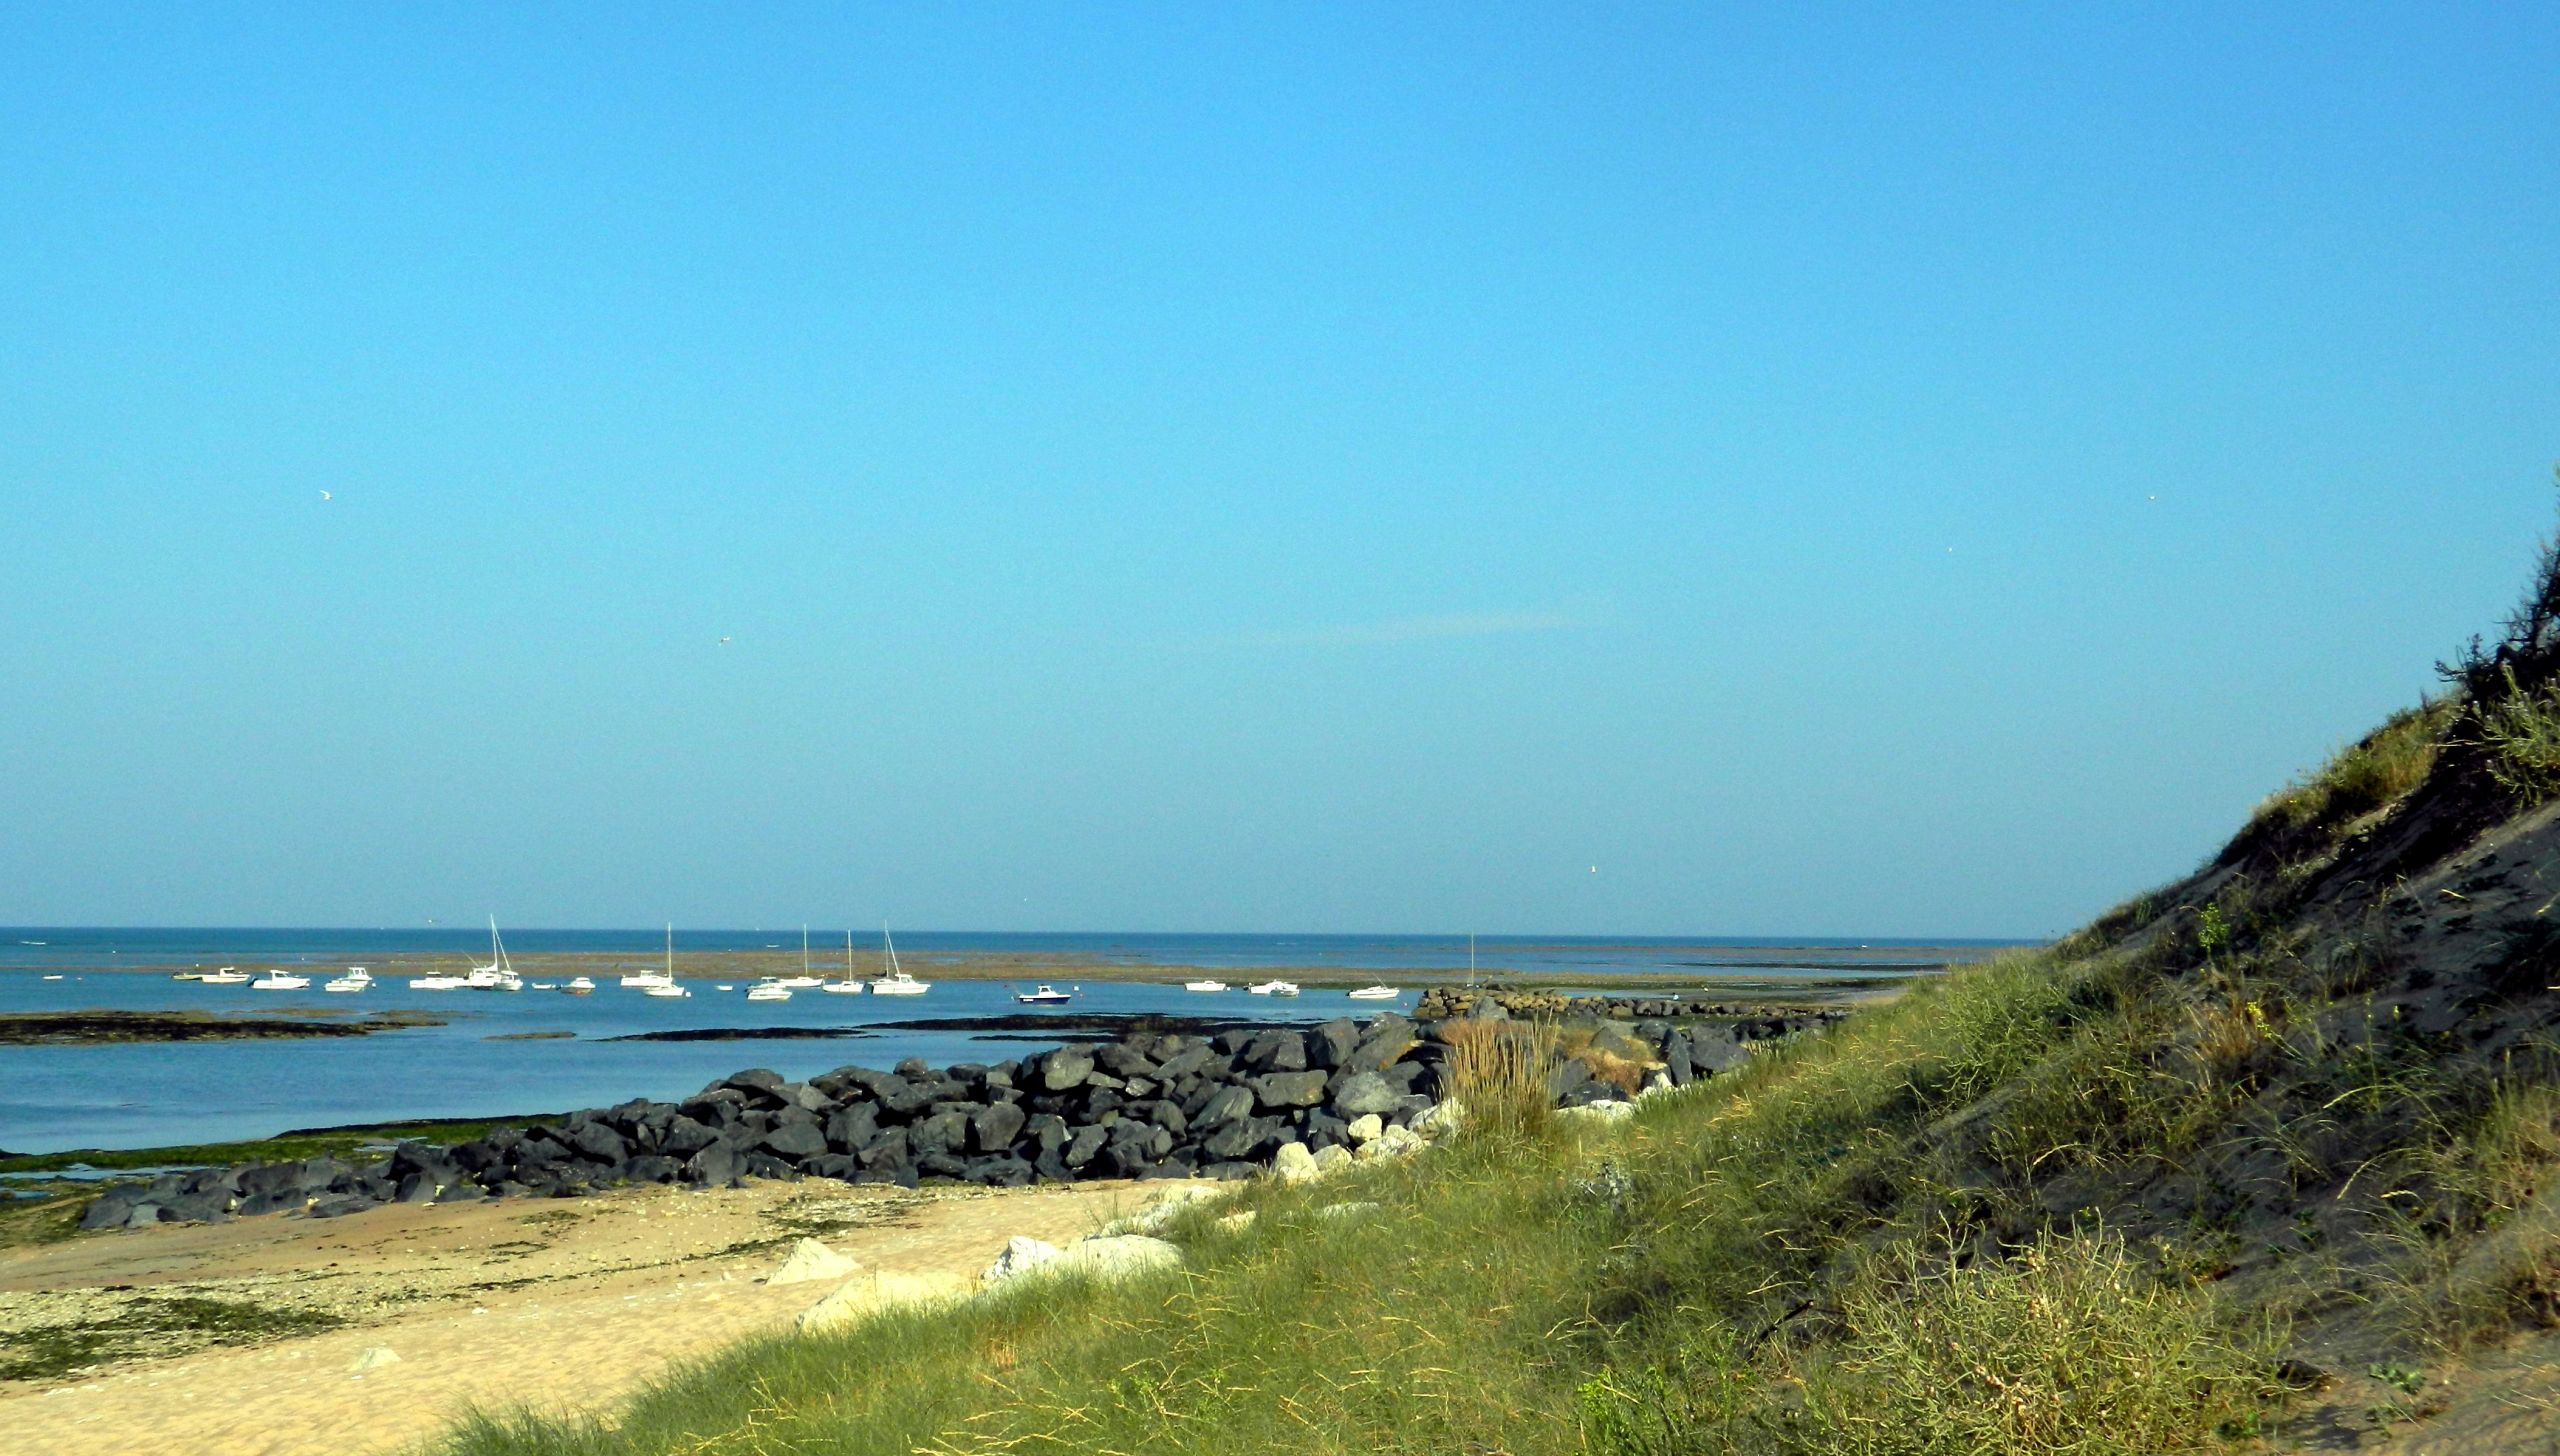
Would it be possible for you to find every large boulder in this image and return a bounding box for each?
[1038,1046,1096,1092]
[767,1238,862,1286]
[1192,1085,1255,1131]
[985,1234,1183,1285]
[1325,1072,1401,1120]
[760,1119,828,1161]
[981,1234,1061,1282]
[1242,1029,1308,1073]
[1249,1071,1328,1110]
[795,1271,966,1332]
[972,1101,1027,1154]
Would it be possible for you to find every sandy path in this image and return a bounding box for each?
[3,1177,1189,1456]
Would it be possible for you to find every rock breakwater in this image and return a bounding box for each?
[77,1005,1839,1231]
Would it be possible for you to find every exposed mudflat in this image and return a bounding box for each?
[0,1010,445,1045]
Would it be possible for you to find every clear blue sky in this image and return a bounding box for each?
[3,5,2555,936]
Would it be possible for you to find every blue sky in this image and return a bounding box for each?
[3,5,2555,936]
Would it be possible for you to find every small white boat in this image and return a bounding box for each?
[746,981,792,1002]
[199,967,249,985]
[620,926,678,989]
[717,983,736,992]
[1015,984,1074,1004]
[869,924,929,994]
[529,981,557,990]
[250,970,311,991]
[1346,984,1399,1000]
[644,982,691,998]
[323,969,373,993]
[561,976,595,995]
[408,974,466,990]
[40,973,64,981]
[1247,979,1300,997]
[172,971,204,981]
[1182,979,1229,993]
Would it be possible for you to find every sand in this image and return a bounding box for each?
[2,1176,1188,1456]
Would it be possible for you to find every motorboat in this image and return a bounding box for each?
[620,926,678,989]
[1182,979,1229,993]
[1247,980,1301,997]
[529,981,557,990]
[408,974,466,990]
[746,981,793,1002]
[1346,984,1400,1000]
[40,973,63,981]
[323,968,373,994]
[561,976,595,995]
[199,966,250,985]
[250,970,312,991]
[1015,984,1074,1004]
[869,924,929,995]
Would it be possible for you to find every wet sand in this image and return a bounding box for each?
[2,1176,1194,1456]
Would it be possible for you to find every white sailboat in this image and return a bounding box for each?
[821,929,864,993]
[771,926,823,987]
[461,916,520,990]
[869,924,928,995]
[643,924,690,997]
[1347,984,1399,1000]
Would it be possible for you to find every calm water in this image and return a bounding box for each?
[0,928,2011,1154]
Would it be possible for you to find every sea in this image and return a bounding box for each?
[0,927,2016,1157]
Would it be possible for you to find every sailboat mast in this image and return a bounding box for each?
[802,925,810,978]
[664,922,672,981]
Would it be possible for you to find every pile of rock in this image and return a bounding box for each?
[1413,983,1853,1034]
[76,1006,1828,1231]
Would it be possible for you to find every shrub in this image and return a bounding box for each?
[1795,1227,2274,1456]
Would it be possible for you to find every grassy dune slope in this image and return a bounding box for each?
[435,530,2560,1455]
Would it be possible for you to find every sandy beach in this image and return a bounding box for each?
[2,1176,1189,1456]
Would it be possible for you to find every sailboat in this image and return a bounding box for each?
[820,929,865,993]
[643,924,690,997]
[869,924,928,995]
[773,926,823,988]
[464,917,521,990]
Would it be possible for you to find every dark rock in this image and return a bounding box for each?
[910,1110,969,1158]
[1063,1124,1107,1168]
[1346,1018,1417,1072]
[1203,1161,1259,1181]
[1155,1043,1214,1081]
[742,1152,799,1180]
[804,1153,865,1181]
[80,1191,139,1229]
[624,1154,681,1184]
[394,1173,438,1203]
[1037,1045,1096,1092]
[1027,1112,1070,1155]
[858,1127,911,1168]
[761,1120,828,1160]
[825,1103,880,1153]
[1308,1018,1359,1070]
[1326,1071,1401,1119]
[235,1189,305,1217]
[717,1068,788,1101]
[915,1150,968,1180]
[684,1141,746,1188]
[1242,1029,1307,1073]
[972,1101,1027,1154]
[660,1115,719,1157]
[964,1155,1035,1187]
[1094,1042,1157,1078]
[309,1195,374,1219]
[894,1056,933,1079]
[566,1121,629,1165]
[1193,1084,1255,1130]
[1249,1071,1328,1110]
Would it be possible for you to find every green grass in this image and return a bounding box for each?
[2232,697,2454,859]
[0,1116,541,1178]
[0,1295,345,1383]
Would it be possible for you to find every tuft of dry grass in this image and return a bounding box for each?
[1440,1018,1560,1144]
